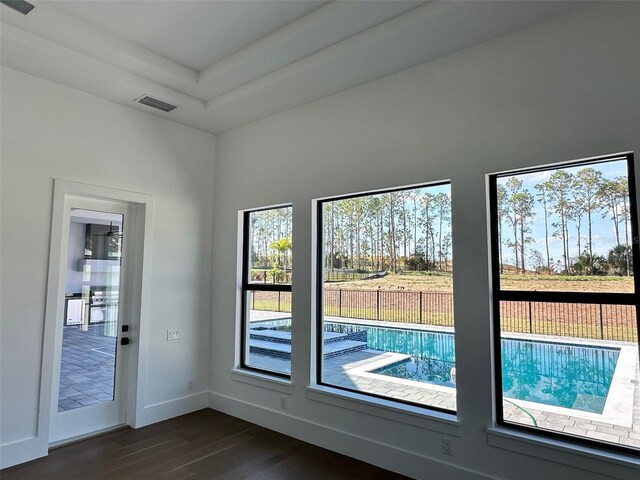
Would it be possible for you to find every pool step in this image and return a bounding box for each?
[249,329,348,345]
[323,340,368,359]
[249,329,292,344]
[249,338,367,360]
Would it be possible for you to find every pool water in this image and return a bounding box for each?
[377,357,456,387]
[364,327,619,414]
[254,319,620,414]
[500,339,619,413]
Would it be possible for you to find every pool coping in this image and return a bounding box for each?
[343,350,457,395]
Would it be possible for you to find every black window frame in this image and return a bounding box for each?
[240,205,292,379]
[488,151,640,455]
[315,181,456,414]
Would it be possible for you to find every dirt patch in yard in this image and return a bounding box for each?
[325,273,634,294]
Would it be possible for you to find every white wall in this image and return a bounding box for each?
[211,4,640,480]
[0,67,215,466]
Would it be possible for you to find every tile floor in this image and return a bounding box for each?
[58,324,116,411]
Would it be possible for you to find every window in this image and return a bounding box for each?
[241,206,292,377]
[316,183,456,413]
[489,152,639,454]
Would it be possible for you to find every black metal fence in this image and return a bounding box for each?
[324,289,454,327]
[324,269,382,282]
[500,301,637,342]
[251,290,292,314]
[250,289,453,327]
[250,290,638,342]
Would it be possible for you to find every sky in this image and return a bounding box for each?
[496,159,630,268]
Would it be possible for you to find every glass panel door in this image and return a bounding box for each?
[57,209,123,412]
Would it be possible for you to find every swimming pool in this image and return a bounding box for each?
[344,323,619,414]
[254,318,621,414]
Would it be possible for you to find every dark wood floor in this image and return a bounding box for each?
[1,409,412,479]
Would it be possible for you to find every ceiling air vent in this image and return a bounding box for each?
[0,0,35,15]
[135,95,177,113]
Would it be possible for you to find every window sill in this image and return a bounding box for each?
[306,385,459,436]
[486,427,640,476]
[230,368,293,394]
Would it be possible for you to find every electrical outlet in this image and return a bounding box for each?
[280,395,287,409]
[441,437,452,456]
[167,329,181,341]
[187,379,194,391]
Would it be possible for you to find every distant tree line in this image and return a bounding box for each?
[323,189,452,274]
[249,167,632,281]
[497,167,632,276]
[250,207,292,282]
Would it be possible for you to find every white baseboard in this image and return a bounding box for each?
[1,392,208,469]
[0,436,47,469]
[134,391,209,428]
[207,391,488,480]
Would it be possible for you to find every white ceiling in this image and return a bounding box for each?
[0,0,588,134]
[52,1,329,71]
[70,209,122,226]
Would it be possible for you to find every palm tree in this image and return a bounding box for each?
[607,244,631,276]
[270,237,292,282]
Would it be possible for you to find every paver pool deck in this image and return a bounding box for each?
[249,311,640,449]
[58,324,116,411]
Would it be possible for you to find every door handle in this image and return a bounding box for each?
[120,337,130,346]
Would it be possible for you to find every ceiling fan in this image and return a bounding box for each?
[84,222,123,239]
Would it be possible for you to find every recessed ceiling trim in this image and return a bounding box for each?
[196,1,425,98]
[0,22,205,113]
[1,0,592,134]
[1,2,198,86]
[203,1,591,132]
[206,1,461,110]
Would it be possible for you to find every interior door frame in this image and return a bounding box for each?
[39,179,153,447]
[49,198,131,444]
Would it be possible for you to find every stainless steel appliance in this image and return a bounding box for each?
[89,287,119,324]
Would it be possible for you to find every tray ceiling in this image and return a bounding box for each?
[1,1,587,134]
